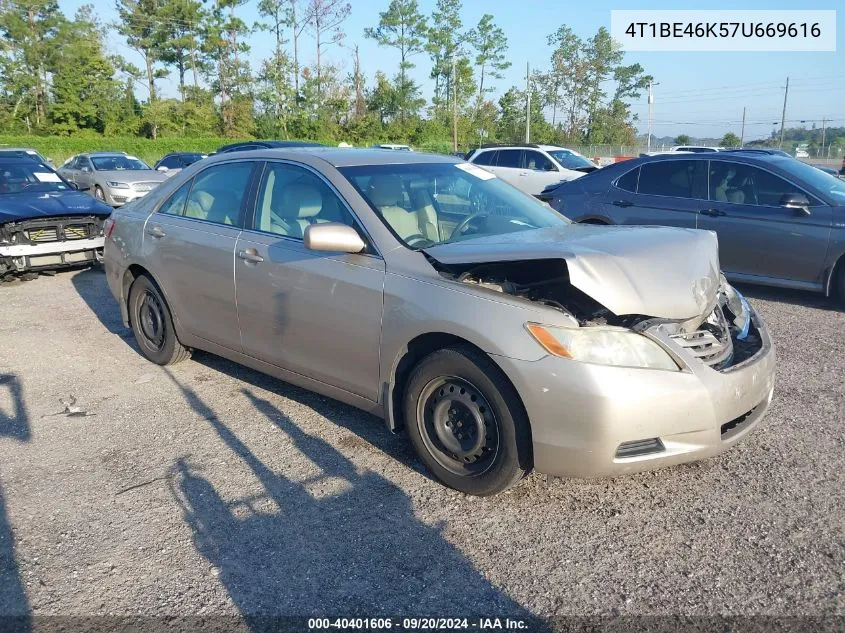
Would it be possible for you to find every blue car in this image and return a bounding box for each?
[0,156,113,277]
[545,149,845,300]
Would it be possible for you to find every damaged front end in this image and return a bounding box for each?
[430,256,763,373]
[0,215,106,277]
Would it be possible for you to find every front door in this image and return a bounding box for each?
[614,158,705,228]
[234,161,385,401]
[698,161,832,285]
[140,161,257,351]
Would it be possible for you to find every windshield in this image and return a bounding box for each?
[0,162,71,194]
[547,150,595,171]
[781,159,845,205]
[91,155,151,171]
[340,162,569,249]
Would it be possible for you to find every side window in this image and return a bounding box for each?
[157,181,192,217]
[253,163,357,240]
[615,167,639,193]
[472,151,496,166]
[497,149,522,168]
[524,151,555,171]
[159,155,179,169]
[81,157,93,171]
[184,162,253,226]
[638,160,707,199]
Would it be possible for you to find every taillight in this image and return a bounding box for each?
[104,217,116,238]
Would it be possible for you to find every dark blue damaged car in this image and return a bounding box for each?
[0,156,113,277]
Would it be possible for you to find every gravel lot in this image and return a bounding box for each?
[0,267,843,626]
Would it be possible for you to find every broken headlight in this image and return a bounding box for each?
[526,323,680,371]
[720,275,751,340]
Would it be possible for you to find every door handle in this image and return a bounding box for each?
[612,200,634,208]
[145,225,166,238]
[699,208,726,217]
[237,249,264,264]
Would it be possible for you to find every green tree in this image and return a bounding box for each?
[364,0,427,122]
[305,0,350,107]
[255,0,295,136]
[721,132,741,147]
[0,0,63,129]
[425,0,462,111]
[153,0,205,99]
[467,14,509,107]
[114,0,167,137]
[674,134,691,145]
[49,7,125,134]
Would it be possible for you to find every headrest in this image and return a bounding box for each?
[367,175,404,207]
[281,183,322,219]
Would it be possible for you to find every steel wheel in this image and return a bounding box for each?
[416,375,500,477]
[138,290,166,352]
[94,186,105,201]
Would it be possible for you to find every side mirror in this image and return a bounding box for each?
[304,223,366,254]
[157,165,169,172]
[780,193,811,216]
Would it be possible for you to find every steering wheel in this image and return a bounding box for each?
[450,212,486,240]
[404,234,436,248]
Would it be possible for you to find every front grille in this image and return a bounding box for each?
[64,225,89,240]
[25,227,59,242]
[670,305,733,369]
[615,438,665,459]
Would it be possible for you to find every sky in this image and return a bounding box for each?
[56,0,844,140]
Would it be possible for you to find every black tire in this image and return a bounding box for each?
[128,274,191,365]
[403,345,532,496]
[835,259,845,305]
[94,185,105,202]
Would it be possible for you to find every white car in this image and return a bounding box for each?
[467,144,596,197]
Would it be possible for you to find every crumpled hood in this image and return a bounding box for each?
[0,191,113,223]
[423,224,721,320]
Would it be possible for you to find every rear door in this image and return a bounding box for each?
[608,159,705,227]
[234,160,385,401]
[522,150,565,196]
[698,160,832,284]
[141,160,258,351]
[487,149,525,190]
[59,157,80,185]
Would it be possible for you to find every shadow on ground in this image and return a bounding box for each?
[165,372,546,629]
[735,282,843,313]
[0,373,31,627]
[70,267,140,350]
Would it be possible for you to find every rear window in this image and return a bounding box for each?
[615,167,639,193]
[638,160,708,199]
[496,150,522,168]
[472,150,497,166]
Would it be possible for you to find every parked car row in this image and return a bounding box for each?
[544,149,845,299]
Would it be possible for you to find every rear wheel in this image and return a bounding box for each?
[128,274,191,365]
[403,346,532,496]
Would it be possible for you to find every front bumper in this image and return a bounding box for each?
[103,188,151,207]
[497,309,776,478]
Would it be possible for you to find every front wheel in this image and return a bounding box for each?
[93,185,105,202]
[128,274,191,365]
[403,346,532,496]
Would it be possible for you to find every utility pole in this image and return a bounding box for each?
[820,116,826,158]
[647,81,657,153]
[452,55,458,153]
[779,76,789,148]
[525,62,531,143]
[740,107,746,147]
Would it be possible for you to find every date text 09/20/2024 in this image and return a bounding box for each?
[307,618,529,630]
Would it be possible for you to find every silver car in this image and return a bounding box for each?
[59,152,168,207]
[103,149,776,496]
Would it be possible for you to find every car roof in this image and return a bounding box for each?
[0,147,41,152]
[83,151,129,157]
[628,152,795,167]
[205,147,459,167]
[0,156,50,165]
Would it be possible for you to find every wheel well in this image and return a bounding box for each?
[386,332,528,436]
[829,252,845,297]
[121,264,155,326]
[578,217,610,225]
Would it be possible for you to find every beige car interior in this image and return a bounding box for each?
[365,175,440,242]
[256,167,349,239]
